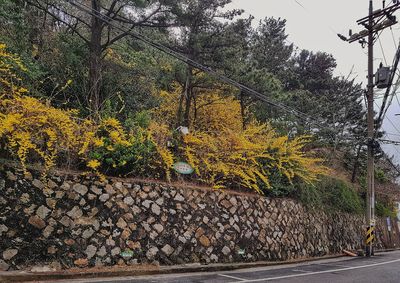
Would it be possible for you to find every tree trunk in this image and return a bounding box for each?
[183,87,192,128]
[177,65,193,128]
[239,90,247,130]
[88,0,103,119]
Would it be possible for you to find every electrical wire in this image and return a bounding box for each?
[396,92,400,108]
[60,0,336,131]
[46,0,380,152]
[375,35,400,133]
[390,27,398,49]
[378,36,388,65]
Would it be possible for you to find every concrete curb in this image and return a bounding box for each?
[0,254,343,282]
[1,249,398,282]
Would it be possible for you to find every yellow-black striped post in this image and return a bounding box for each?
[366,226,375,251]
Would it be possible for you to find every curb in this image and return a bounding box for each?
[1,249,399,282]
[0,254,343,282]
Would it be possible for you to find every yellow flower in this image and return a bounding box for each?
[93,137,104,147]
[87,159,101,169]
[106,145,114,151]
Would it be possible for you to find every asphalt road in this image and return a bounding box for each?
[59,250,400,283]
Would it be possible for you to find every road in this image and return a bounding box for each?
[58,250,400,283]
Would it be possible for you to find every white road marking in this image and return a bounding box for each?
[227,258,400,282]
[291,269,311,273]
[316,263,350,268]
[219,273,247,281]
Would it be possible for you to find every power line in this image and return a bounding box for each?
[390,27,398,49]
[378,36,388,65]
[396,92,400,107]
[61,0,334,130]
[375,101,400,135]
[50,0,377,153]
[375,35,400,133]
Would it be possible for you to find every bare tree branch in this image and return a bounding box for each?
[27,0,90,43]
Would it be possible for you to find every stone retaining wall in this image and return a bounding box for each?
[0,165,385,271]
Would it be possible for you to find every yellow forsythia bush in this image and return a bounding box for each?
[0,43,174,179]
[0,95,82,173]
[0,44,82,173]
[153,85,328,193]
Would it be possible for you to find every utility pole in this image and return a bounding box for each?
[366,0,374,257]
[338,0,400,257]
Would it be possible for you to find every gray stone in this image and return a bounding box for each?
[132,205,141,214]
[97,246,107,257]
[116,218,127,229]
[111,247,121,256]
[43,225,54,238]
[0,224,8,235]
[142,222,151,232]
[67,206,83,219]
[60,182,70,190]
[124,196,134,205]
[210,254,218,262]
[178,236,187,244]
[82,228,95,239]
[151,203,161,215]
[161,244,174,256]
[93,219,100,231]
[222,246,231,256]
[99,194,110,202]
[105,184,116,195]
[114,182,123,190]
[146,247,159,259]
[3,249,18,260]
[90,185,102,195]
[155,198,164,205]
[36,205,51,219]
[32,179,45,189]
[60,216,73,227]
[174,193,184,202]
[73,184,88,195]
[153,223,164,233]
[20,193,30,204]
[106,238,115,246]
[47,179,58,189]
[85,245,97,259]
[0,259,9,271]
[142,200,152,208]
[6,171,17,181]
[55,191,65,199]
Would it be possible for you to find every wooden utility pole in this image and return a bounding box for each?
[366,0,374,257]
[338,0,400,257]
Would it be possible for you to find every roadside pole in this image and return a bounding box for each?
[338,0,400,257]
[366,0,375,257]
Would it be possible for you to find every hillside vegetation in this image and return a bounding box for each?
[0,0,399,215]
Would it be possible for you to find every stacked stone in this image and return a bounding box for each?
[0,166,385,271]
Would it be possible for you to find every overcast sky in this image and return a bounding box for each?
[226,0,400,166]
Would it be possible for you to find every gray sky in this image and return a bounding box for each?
[227,0,400,166]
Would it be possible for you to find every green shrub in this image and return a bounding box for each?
[88,127,158,177]
[376,200,397,218]
[375,167,389,183]
[296,176,363,214]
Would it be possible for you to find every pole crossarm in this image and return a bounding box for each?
[346,2,400,43]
